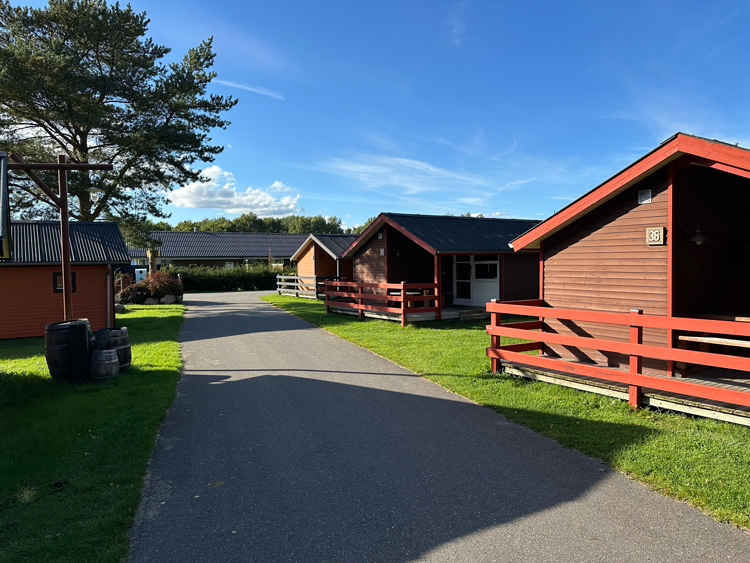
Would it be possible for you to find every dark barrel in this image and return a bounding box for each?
[94,327,131,372]
[89,349,119,382]
[45,319,94,383]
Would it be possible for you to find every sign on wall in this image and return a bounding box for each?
[646,226,665,246]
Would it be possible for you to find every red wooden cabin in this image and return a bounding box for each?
[486,133,750,424]
[0,221,130,339]
[326,213,540,324]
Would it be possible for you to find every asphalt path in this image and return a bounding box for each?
[129,291,750,562]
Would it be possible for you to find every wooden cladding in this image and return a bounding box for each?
[502,254,539,301]
[354,226,386,283]
[542,169,670,372]
[0,265,110,339]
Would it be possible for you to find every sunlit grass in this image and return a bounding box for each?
[263,294,750,530]
[0,305,184,562]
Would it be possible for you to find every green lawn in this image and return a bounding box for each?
[262,294,750,530]
[0,305,184,562]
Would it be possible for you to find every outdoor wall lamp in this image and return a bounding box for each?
[683,224,707,245]
[85,187,104,203]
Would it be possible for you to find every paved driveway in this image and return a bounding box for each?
[129,291,750,562]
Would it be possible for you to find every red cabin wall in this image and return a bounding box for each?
[502,253,540,301]
[339,259,353,281]
[0,265,111,339]
[353,226,387,283]
[542,169,669,373]
[385,228,434,284]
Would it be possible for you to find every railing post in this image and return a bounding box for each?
[490,299,500,373]
[277,274,281,295]
[401,281,407,327]
[629,308,643,408]
[358,284,364,319]
[314,275,318,299]
[325,281,330,314]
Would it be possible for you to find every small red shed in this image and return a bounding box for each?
[0,221,130,339]
[486,133,750,422]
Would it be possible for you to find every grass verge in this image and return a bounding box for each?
[0,305,184,562]
[262,294,750,530]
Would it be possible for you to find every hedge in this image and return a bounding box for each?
[162,264,294,292]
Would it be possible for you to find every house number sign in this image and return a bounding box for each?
[646,227,665,246]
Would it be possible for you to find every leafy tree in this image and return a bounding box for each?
[232,212,264,232]
[0,0,237,223]
[346,216,376,234]
[281,214,343,234]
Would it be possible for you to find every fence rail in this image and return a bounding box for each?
[324,280,439,326]
[276,275,334,299]
[485,299,750,409]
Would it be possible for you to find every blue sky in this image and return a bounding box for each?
[38,1,750,229]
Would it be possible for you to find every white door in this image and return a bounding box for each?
[453,256,500,307]
[471,259,499,307]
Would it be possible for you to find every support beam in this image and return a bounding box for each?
[58,155,73,320]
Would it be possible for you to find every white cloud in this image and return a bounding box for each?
[448,1,468,46]
[267,181,294,192]
[170,166,300,216]
[318,154,489,195]
[429,131,486,155]
[214,79,285,100]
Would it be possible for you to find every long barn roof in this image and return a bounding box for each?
[3,221,130,265]
[343,213,540,257]
[129,231,310,259]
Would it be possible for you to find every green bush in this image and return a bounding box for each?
[115,283,150,304]
[162,264,295,292]
[145,271,183,299]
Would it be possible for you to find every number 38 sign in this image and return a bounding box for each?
[646,226,665,246]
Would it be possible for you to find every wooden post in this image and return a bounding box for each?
[314,275,318,299]
[325,281,330,314]
[500,254,505,302]
[667,161,675,377]
[57,155,73,321]
[435,254,442,321]
[357,282,365,319]
[629,308,643,408]
[490,299,500,373]
[401,281,406,327]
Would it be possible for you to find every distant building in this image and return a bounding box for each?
[128,231,310,268]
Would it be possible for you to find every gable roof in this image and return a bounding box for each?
[511,133,750,251]
[129,231,309,259]
[3,221,130,265]
[290,233,359,261]
[342,213,540,257]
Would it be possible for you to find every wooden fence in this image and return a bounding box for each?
[324,280,439,326]
[485,299,750,409]
[276,275,330,299]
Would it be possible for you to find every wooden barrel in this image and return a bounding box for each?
[89,349,120,382]
[45,319,93,383]
[94,327,131,372]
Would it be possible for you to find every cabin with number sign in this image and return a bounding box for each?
[0,221,130,339]
[323,213,540,324]
[486,133,750,425]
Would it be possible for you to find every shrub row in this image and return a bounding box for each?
[162,264,295,293]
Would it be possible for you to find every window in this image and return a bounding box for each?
[456,281,471,299]
[474,263,498,279]
[52,272,76,293]
[456,263,471,280]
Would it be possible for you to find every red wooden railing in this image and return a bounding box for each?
[486,299,750,409]
[324,280,439,327]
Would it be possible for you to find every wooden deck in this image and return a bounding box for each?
[503,361,750,427]
[328,304,489,323]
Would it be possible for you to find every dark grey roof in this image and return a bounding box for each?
[342,213,541,257]
[129,231,310,259]
[312,234,359,257]
[3,221,130,265]
[291,233,359,260]
[381,213,540,253]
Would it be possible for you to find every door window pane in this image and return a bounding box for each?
[456,281,471,299]
[474,263,498,279]
[456,263,471,280]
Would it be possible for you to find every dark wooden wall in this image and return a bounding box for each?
[386,228,434,283]
[353,226,386,283]
[542,169,669,373]
[314,244,338,278]
[673,165,750,317]
[339,259,354,281]
[503,253,539,301]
